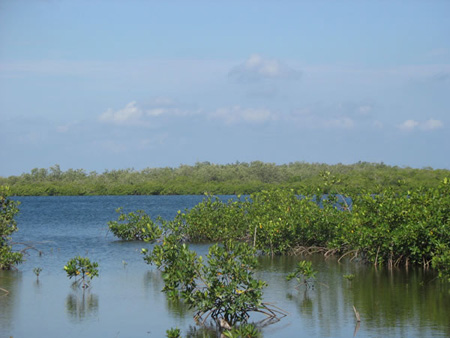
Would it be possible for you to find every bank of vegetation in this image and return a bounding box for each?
[1,161,449,196]
[109,175,450,282]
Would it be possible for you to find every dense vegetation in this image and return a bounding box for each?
[0,186,23,270]
[108,208,162,241]
[106,175,450,282]
[1,162,449,196]
[163,180,450,280]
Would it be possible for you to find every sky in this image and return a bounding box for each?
[1,0,449,176]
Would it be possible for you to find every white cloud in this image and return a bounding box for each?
[229,54,301,83]
[399,119,419,131]
[98,100,193,127]
[210,106,278,124]
[99,101,144,126]
[399,119,443,131]
[422,119,444,130]
[146,108,166,117]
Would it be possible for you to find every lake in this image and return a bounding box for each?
[1,195,449,337]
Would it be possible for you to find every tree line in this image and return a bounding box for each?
[1,161,449,196]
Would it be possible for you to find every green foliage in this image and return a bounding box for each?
[0,186,23,270]
[222,323,262,338]
[286,260,317,289]
[142,234,200,299]
[175,189,345,256]
[174,195,250,242]
[159,178,450,281]
[64,256,99,288]
[330,178,450,274]
[432,244,450,282]
[108,208,162,242]
[3,161,449,196]
[343,274,355,281]
[33,267,43,278]
[166,327,181,338]
[143,239,283,328]
[193,241,267,326]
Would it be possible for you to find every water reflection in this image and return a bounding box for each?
[166,296,192,318]
[185,325,218,338]
[0,271,22,334]
[287,290,314,316]
[143,269,164,294]
[66,289,99,323]
[345,266,450,337]
[255,254,450,337]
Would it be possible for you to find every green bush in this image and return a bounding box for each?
[0,186,23,270]
[143,239,285,328]
[64,256,99,288]
[108,208,162,242]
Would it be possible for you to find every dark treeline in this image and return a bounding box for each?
[1,161,449,196]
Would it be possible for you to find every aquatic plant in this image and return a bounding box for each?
[143,239,286,329]
[287,260,317,289]
[343,274,355,282]
[64,256,99,288]
[33,267,43,280]
[0,186,23,270]
[222,323,262,338]
[165,327,181,338]
[108,207,162,242]
[170,179,450,281]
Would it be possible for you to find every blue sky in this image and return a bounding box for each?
[1,0,449,176]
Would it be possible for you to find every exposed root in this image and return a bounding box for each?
[338,250,359,263]
[194,301,287,330]
[289,246,329,256]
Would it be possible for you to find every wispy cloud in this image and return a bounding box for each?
[210,106,278,124]
[399,119,444,131]
[288,110,355,130]
[98,100,193,127]
[399,119,420,131]
[422,119,444,130]
[99,101,145,126]
[229,54,301,83]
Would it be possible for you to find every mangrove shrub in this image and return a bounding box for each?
[108,208,162,241]
[64,256,99,288]
[143,238,285,328]
[0,186,23,270]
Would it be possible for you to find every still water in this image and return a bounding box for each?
[1,196,449,338]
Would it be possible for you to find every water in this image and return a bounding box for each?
[1,196,449,337]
